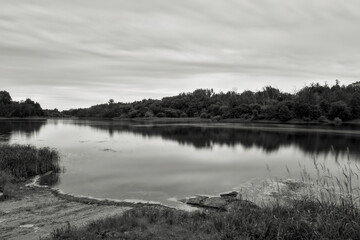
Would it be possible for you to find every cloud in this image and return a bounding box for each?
[0,0,359,109]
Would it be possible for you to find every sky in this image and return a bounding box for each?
[1,0,360,110]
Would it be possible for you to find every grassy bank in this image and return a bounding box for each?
[0,144,60,198]
[49,199,360,240]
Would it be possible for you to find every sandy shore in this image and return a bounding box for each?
[0,183,132,240]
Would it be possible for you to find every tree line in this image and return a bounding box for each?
[64,81,360,122]
[0,91,44,117]
[1,80,360,121]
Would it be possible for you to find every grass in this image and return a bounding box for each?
[49,200,360,240]
[49,153,360,240]
[0,143,60,198]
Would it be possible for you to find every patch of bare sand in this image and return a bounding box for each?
[0,186,131,240]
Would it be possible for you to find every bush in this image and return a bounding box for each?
[329,101,351,120]
[334,117,342,125]
[144,111,154,118]
[211,115,222,122]
[278,105,292,122]
[350,92,360,118]
[318,115,328,123]
[156,112,166,118]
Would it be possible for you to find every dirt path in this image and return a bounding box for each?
[0,186,131,240]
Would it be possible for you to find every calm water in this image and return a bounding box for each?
[1,119,360,207]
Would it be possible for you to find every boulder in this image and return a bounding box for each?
[186,196,209,206]
[202,197,228,209]
[220,191,238,200]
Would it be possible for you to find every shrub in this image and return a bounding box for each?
[278,105,292,122]
[144,111,154,118]
[156,112,166,118]
[211,115,222,122]
[334,117,342,125]
[329,101,351,120]
[318,115,328,123]
[350,92,360,118]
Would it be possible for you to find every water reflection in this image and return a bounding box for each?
[39,171,61,187]
[0,119,46,142]
[80,122,360,160]
[3,119,360,207]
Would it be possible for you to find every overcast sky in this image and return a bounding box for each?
[1,0,360,110]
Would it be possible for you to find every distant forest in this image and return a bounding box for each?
[1,81,360,121]
[0,91,44,118]
[64,81,360,122]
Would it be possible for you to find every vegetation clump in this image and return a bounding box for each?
[0,144,60,198]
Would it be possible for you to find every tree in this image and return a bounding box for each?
[0,91,12,104]
[108,99,114,105]
[278,105,292,122]
[329,101,351,120]
[350,92,360,119]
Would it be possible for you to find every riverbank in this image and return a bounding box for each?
[2,173,360,239]
[111,117,360,126]
[48,189,360,240]
[0,181,132,240]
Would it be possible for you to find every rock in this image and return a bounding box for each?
[202,197,228,209]
[225,200,259,212]
[220,191,239,201]
[186,196,208,206]
[178,198,188,204]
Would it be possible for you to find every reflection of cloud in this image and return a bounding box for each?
[1,0,360,109]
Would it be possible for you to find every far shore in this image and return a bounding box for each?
[3,116,360,126]
[112,117,360,126]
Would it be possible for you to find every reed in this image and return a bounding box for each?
[0,144,60,198]
[0,144,60,179]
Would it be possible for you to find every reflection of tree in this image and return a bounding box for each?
[39,171,61,187]
[0,119,46,142]
[84,122,360,160]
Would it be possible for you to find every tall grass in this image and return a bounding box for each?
[0,144,60,179]
[50,200,360,240]
[294,148,360,209]
[0,144,60,198]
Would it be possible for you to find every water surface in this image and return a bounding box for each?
[2,119,360,207]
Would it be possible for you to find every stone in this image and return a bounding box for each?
[186,196,208,206]
[178,198,188,204]
[220,191,239,201]
[202,197,228,209]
